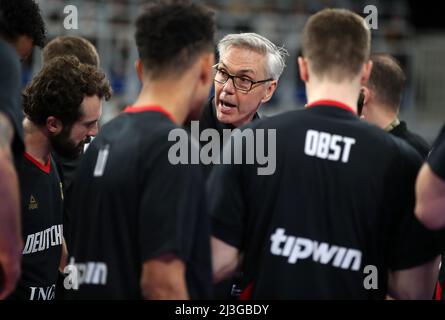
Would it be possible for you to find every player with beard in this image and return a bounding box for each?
[7,56,111,300]
[43,35,101,192]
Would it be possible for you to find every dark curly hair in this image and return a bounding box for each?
[23,56,112,127]
[135,0,215,78]
[0,0,46,47]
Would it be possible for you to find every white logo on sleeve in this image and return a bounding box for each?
[93,144,110,177]
[304,129,356,163]
[270,228,362,271]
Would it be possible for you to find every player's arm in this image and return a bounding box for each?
[140,254,189,300]
[415,163,445,230]
[58,237,68,273]
[387,256,440,300]
[0,111,22,299]
[211,237,239,283]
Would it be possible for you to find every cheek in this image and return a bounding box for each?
[238,95,261,114]
[69,126,88,143]
[214,85,222,100]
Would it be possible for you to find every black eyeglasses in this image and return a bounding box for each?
[213,65,273,93]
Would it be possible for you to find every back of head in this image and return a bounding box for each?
[23,56,111,127]
[0,0,45,47]
[302,8,370,82]
[135,0,215,80]
[43,36,99,67]
[368,53,406,111]
[217,33,288,80]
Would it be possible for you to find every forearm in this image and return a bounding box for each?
[0,152,22,256]
[388,256,440,300]
[140,255,189,300]
[416,198,445,230]
[141,276,189,300]
[211,237,239,283]
[415,164,445,229]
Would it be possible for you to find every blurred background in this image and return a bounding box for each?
[29,0,445,142]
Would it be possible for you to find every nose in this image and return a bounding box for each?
[88,122,99,137]
[222,76,236,94]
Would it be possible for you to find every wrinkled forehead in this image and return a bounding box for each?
[218,45,268,78]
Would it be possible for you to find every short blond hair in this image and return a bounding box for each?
[43,36,99,67]
[302,8,371,81]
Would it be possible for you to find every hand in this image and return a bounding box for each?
[0,249,21,299]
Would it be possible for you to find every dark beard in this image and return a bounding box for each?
[50,126,86,160]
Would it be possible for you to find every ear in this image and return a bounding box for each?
[135,58,143,82]
[360,60,373,85]
[261,80,278,104]
[298,56,309,83]
[362,86,371,105]
[46,116,63,135]
[199,52,215,86]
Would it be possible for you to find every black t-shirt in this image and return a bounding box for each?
[190,97,260,138]
[185,97,260,179]
[65,106,212,299]
[0,40,24,167]
[390,121,430,158]
[208,101,439,299]
[8,153,63,300]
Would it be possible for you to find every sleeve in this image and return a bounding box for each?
[388,142,441,271]
[207,133,246,249]
[428,126,445,181]
[138,133,208,264]
[0,41,23,143]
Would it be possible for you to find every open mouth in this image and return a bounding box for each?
[219,99,237,113]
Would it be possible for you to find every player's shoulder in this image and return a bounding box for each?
[0,40,20,72]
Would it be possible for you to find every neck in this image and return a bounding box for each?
[365,103,398,129]
[132,74,199,125]
[232,113,255,128]
[306,78,361,113]
[23,118,51,165]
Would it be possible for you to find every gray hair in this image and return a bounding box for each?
[217,33,288,80]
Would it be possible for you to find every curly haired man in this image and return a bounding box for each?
[7,56,111,300]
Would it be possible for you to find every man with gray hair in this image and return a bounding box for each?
[193,32,287,138]
[209,8,440,299]
[193,32,287,298]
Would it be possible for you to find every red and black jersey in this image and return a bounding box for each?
[8,153,63,300]
[209,101,440,299]
[65,106,212,299]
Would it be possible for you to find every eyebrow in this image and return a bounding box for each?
[219,62,256,76]
[83,119,98,126]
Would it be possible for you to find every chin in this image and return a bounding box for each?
[216,112,233,124]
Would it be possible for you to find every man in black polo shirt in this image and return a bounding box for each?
[196,33,287,137]
[361,53,430,158]
[0,0,45,299]
[65,1,215,299]
[209,8,439,299]
[7,56,111,300]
